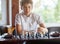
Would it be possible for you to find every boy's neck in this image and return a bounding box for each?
[24,12,31,17]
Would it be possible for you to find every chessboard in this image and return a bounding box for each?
[15,32,48,40]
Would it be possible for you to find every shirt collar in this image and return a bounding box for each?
[22,12,32,18]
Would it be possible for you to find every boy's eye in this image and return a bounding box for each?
[28,6,30,8]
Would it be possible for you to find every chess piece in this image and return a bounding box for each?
[36,32,41,39]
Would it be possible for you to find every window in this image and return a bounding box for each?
[32,0,60,27]
[0,0,2,20]
[32,0,60,23]
[0,0,7,26]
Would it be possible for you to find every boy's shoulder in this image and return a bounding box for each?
[16,12,23,17]
[32,13,41,18]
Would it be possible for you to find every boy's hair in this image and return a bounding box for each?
[20,0,33,6]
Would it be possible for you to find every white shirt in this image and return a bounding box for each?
[15,12,44,32]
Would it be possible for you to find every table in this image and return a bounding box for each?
[0,37,60,44]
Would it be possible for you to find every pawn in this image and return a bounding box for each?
[19,34,22,39]
[30,33,34,39]
[25,32,29,39]
[36,32,41,39]
[43,33,48,39]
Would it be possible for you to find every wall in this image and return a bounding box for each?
[12,0,19,26]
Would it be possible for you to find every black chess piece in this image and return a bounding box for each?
[43,33,48,37]
[36,32,41,39]
[30,32,34,39]
[19,34,22,39]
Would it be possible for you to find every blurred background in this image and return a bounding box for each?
[0,0,60,27]
[0,0,60,35]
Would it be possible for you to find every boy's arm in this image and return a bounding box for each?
[16,24,22,35]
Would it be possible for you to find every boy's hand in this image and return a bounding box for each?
[37,27,48,35]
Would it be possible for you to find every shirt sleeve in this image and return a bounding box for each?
[37,15,44,25]
[15,14,21,26]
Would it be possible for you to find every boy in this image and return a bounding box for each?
[15,0,48,36]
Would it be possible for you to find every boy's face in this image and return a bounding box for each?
[22,3,32,15]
